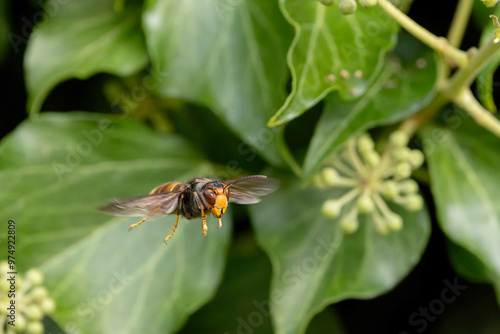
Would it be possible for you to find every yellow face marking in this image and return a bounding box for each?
[211,187,228,218]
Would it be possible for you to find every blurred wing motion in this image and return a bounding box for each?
[226,175,279,204]
[99,191,182,219]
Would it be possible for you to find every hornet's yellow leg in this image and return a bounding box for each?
[218,217,222,229]
[128,207,160,231]
[201,210,208,236]
[164,214,180,244]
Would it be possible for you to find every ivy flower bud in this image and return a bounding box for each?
[16,314,27,332]
[409,149,424,168]
[26,305,43,321]
[322,199,342,218]
[395,162,412,178]
[398,179,419,194]
[386,214,403,231]
[339,0,357,14]
[404,194,424,211]
[389,130,408,148]
[26,269,44,285]
[41,298,56,314]
[357,134,374,153]
[341,215,359,233]
[31,286,49,302]
[392,147,411,162]
[26,321,44,334]
[322,167,340,187]
[364,151,381,167]
[358,193,374,213]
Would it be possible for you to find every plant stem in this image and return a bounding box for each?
[447,0,473,48]
[377,0,468,67]
[453,88,500,137]
[445,38,500,95]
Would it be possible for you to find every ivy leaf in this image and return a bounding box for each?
[24,0,148,114]
[142,0,293,165]
[303,46,438,180]
[423,121,500,303]
[250,178,430,334]
[0,113,231,333]
[267,0,411,127]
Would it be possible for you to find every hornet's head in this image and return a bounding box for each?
[202,182,230,218]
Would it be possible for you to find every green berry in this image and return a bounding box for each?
[31,286,49,302]
[409,149,425,168]
[357,134,374,153]
[322,199,342,218]
[392,147,411,162]
[395,162,412,178]
[389,130,408,147]
[398,179,418,194]
[364,151,381,167]
[358,193,374,213]
[386,214,403,231]
[41,298,56,314]
[26,305,43,321]
[381,180,399,200]
[26,269,44,285]
[14,314,27,332]
[339,0,357,14]
[322,167,340,187]
[405,194,424,211]
[341,215,359,233]
[26,321,44,334]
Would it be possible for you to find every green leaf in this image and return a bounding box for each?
[476,6,500,112]
[447,241,491,284]
[0,113,231,333]
[24,0,148,114]
[250,178,430,334]
[303,46,438,180]
[423,122,500,303]
[142,0,293,165]
[267,0,411,127]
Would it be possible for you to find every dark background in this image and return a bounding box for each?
[2,0,500,333]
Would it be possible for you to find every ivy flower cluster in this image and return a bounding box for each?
[314,131,424,234]
[0,262,55,334]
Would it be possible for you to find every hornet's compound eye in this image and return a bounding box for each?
[203,189,216,205]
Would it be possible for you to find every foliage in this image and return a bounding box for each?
[1,0,500,333]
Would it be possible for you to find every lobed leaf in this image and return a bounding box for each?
[268,0,412,126]
[0,112,231,333]
[250,178,430,334]
[423,121,500,303]
[24,0,148,114]
[303,45,438,180]
[142,0,293,165]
